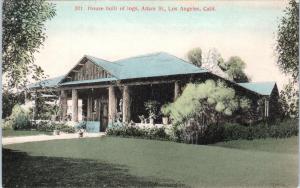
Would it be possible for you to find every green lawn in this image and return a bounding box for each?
[3,136,298,187]
[2,129,51,137]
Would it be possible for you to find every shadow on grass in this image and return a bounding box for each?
[3,149,187,188]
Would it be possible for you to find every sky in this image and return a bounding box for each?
[35,0,289,89]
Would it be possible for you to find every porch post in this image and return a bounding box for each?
[108,86,117,124]
[174,81,180,100]
[72,89,78,122]
[122,85,131,123]
[264,98,269,118]
[60,90,68,121]
[87,94,92,120]
[33,91,37,120]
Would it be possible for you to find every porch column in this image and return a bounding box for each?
[122,85,131,123]
[60,90,68,121]
[33,91,37,120]
[108,86,117,124]
[72,89,78,122]
[87,95,93,120]
[174,81,180,100]
[264,98,269,118]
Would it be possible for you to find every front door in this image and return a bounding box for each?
[100,100,108,132]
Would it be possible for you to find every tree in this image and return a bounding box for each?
[2,90,25,118]
[186,48,249,82]
[279,80,299,118]
[202,48,227,78]
[3,0,56,89]
[275,0,299,119]
[187,47,202,67]
[218,56,250,83]
[275,0,299,82]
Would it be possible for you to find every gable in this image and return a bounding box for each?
[61,57,113,83]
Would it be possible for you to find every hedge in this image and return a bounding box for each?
[106,119,298,144]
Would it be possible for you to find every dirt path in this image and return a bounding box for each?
[2,132,105,145]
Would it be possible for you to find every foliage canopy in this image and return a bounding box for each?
[162,80,251,125]
[3,0,56,88]
[275,0,299,82]
[218,56,249,83]
[187,47,202,67]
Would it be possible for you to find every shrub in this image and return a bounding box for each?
[144,100,160,120]
[106,123,171,141]
[57,124,76,133]
[107,119,298,144]
[223,123,255,141]
[164,80,251,126]
[2,90,25,119]
[268,119,298,138]
[4,104,31,130]
[179,118,298,144]
[222,119,298,141]
[32,121,75,133]
[181,123,224,144]
[33,121,56,132]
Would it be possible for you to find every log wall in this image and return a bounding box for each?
[66,60,112,82]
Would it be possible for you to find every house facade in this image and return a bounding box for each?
[29,52,279,131]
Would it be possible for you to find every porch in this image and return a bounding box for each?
[57,81,182,132]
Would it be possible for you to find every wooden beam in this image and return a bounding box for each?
[87,95,93,121]
[33,91,37,120]
[119,79,177,87]
[122,86,131,123]
[174,81,180,100]
[31,84,112,92]
[108,86,117,124]
[264,98,269,118]
[60,90,68,121]
[72,89,78,122]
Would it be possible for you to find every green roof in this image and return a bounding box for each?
[28,76,64,89]
[28,52,276,96]
[238,82,276,96]
[85,52,207,80]
[114,52,207,79]
[85,55,121,78]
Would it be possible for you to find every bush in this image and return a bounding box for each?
[268,119,298,138]
[33,121,55,132]
[179,118,298,144]
[107,119,298,144]
[223,119,298,141]
[180,123,224,144]
[163,80,251,126]
[106,123,171,141]
[32,121,75,133]
[57,124,76,133]
[223,123,260,141]
[2,90,25,119]
[4,104,31,130]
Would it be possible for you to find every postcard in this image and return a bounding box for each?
[2,0,298,187]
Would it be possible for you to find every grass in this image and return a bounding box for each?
[3,136,298,187]
[2,129,52,137]
[212,136,298,154]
